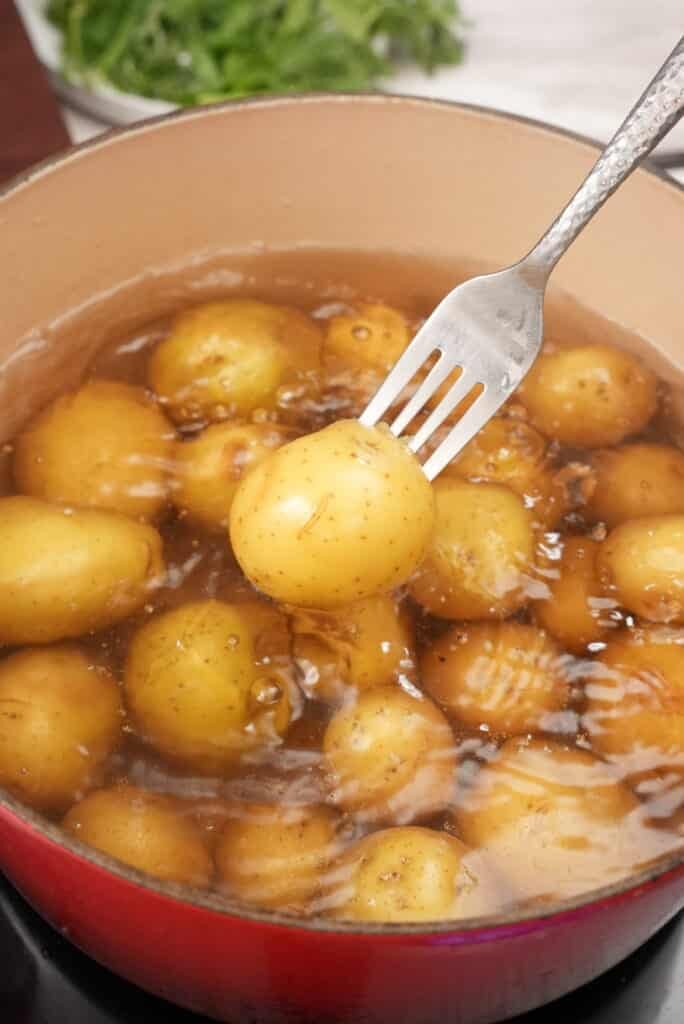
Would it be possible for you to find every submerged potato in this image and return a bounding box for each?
[409,478,535,620]
[518,344,657,447]
[0,646,122,813]
[148,299,321,423]
[454,739,656,901]
[124,599,292,773]
[587,444,684,527]
[173,421,294,530]
[332,826,501,923]
[13,379,174,522]
[323,685,456,824]
[230,420,435,608]
[291,595,416,704]
[0,496,165,645]
[215,802,341,911]
[445,416,566,528]
[584,627,684,767]
[533,536,616,653]
[421,622,569,734]
[63,784,212,887]
[324,303,410,373]
[597,515,684,624]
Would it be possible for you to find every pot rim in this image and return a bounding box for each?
[2,90,682,203]
[1,91,683,939]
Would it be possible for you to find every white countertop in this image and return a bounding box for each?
[57,0,684,186]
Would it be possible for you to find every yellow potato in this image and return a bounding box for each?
[533,536,616,653]
[518,344,657,447]
[0,496,165,645]
[448,416,547,486]
[454,738,655,901]
[409,479,535,620]
[148,299,321,424]
[447,418,598,530]
[445,416,566,528]
[0,646,122,813]
[13,379,174,522]
[587,444,684,527]
[597,515,684,624]
[215,802,341,911]
[584,626,684,768]
[291,595,416,705]
[332,826,501,923]
[421,622,569,734]
[230,420,435,608]
[323,685,456,824]
[63,784,212,887]
[173,421,294,531]
[124,599,292,773]
[324,303,410,374]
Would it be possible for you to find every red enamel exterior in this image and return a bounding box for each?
[1,803,684,1023]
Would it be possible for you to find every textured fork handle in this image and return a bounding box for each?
[524,36,684,278]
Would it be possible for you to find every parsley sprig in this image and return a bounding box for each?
[47,0,466,105]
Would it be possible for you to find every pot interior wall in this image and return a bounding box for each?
[0,96,683,439]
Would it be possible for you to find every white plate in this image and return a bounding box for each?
[15,0,684,159]
[16,0,175,125]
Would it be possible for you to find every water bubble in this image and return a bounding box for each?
[250,678,282,706]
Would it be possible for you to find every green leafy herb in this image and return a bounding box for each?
[46,0,466,105]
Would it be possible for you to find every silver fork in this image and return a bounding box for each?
[360,37,684,481]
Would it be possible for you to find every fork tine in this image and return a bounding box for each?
[422,388,508,480]
[388,351,455,437]
[407,369,476,454]
[358,333,438,428]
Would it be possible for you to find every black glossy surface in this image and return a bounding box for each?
[1,873,683,1023]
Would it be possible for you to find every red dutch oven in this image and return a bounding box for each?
[0,95,683,1023]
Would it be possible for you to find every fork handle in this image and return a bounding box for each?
[523,36,684,279]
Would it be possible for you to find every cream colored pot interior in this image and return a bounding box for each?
[0,94,682,441]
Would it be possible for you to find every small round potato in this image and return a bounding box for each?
[291,596,416,705]
[533,536,615,653]
[421,622,569,734]
[230,420,435,608]
[0,497,165,645]
[124,599,292,773]
[63,784,212,886]
[597,515,684,624]
[518,344,657,447]
[587,444,684,527]
[173,421,294,530]
[323,685,456,824]
[409,479,535,620]
[215,802,341,911]
[584,626,684,767]
[0,646,122,813]
[148,299,321,424]
[332,826,501,923]
[454,738,652,901]
[448,417,547,487]
[447,416,598,529]
[13,379,174,522]
[324,303,410,375]
[445,417,565,527]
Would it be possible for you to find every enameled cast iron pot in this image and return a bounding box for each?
[0,95,683,1024]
